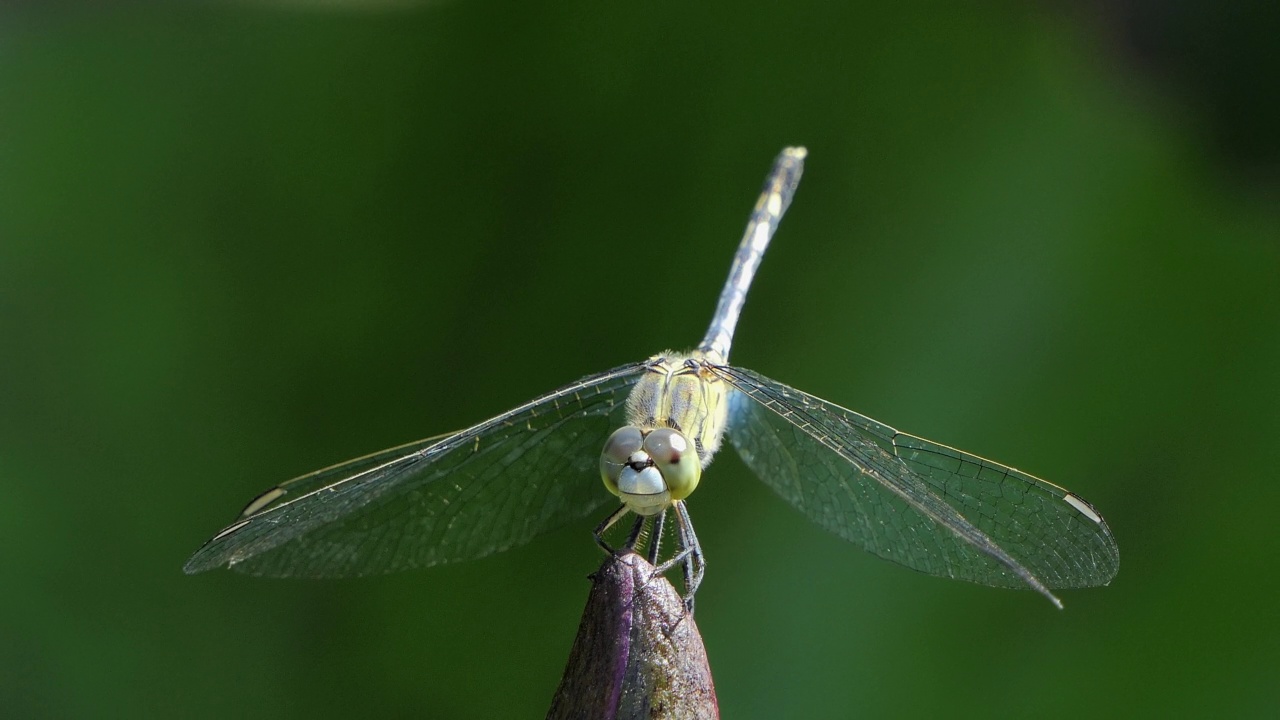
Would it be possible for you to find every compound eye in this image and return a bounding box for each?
[600,426,645,495]
[643,428,701,500]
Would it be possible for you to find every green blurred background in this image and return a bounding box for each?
[3,1,1277,717]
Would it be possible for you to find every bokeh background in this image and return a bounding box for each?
[3,1,1277,718]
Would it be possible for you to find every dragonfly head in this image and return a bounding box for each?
[600,426,701,516]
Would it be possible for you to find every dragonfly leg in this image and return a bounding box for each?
[651,501,705,613]
[674,501,705,612]
[593,504,630,555]
[646,509,667,565]
[623,514,647,551]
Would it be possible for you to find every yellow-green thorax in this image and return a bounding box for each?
[625,351,731,473]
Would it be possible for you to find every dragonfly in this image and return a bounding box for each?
[185,147,1119,610]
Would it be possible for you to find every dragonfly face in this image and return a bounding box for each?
[599,426,697,516]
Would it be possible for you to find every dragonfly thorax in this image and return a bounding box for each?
[625,352,731,467]
[600,427,700,516]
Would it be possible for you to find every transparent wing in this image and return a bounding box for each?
[226,432,458,521]
[717,366,1118,604]
[184,362,648,578]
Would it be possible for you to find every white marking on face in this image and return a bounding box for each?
[619,466,666,496]
[1063,494,1102,523]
